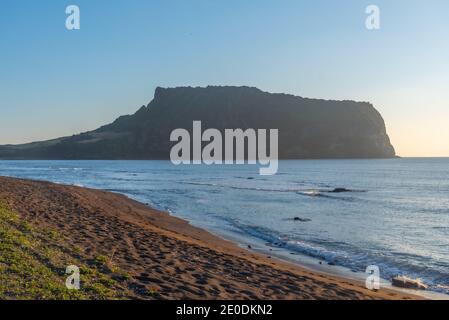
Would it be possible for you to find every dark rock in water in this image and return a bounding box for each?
[293,217,311,222]
[391,276,428,290]
[272,241,286,248]
[0,86,396,160]
[329,188,352,193]
[319,261,323,265]
[247,245,252,249]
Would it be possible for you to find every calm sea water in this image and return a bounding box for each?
[1,159,449,293]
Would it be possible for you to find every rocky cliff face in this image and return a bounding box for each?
[0,86,395,159]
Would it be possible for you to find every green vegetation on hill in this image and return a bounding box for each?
[0,201,129,300]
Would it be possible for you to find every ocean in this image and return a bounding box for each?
[1,159,448,294]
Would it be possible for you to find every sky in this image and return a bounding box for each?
[0,0,448,156]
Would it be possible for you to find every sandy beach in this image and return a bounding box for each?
[0,176,420,300]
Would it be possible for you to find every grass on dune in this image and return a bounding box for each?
[0,200,130,300]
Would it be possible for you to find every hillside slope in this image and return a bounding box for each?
[0,86,395,159]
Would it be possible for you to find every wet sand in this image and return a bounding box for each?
[0,176,420,300]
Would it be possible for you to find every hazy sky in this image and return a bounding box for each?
[1,0,448,156]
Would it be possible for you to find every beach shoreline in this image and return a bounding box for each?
[0,175,423,300]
